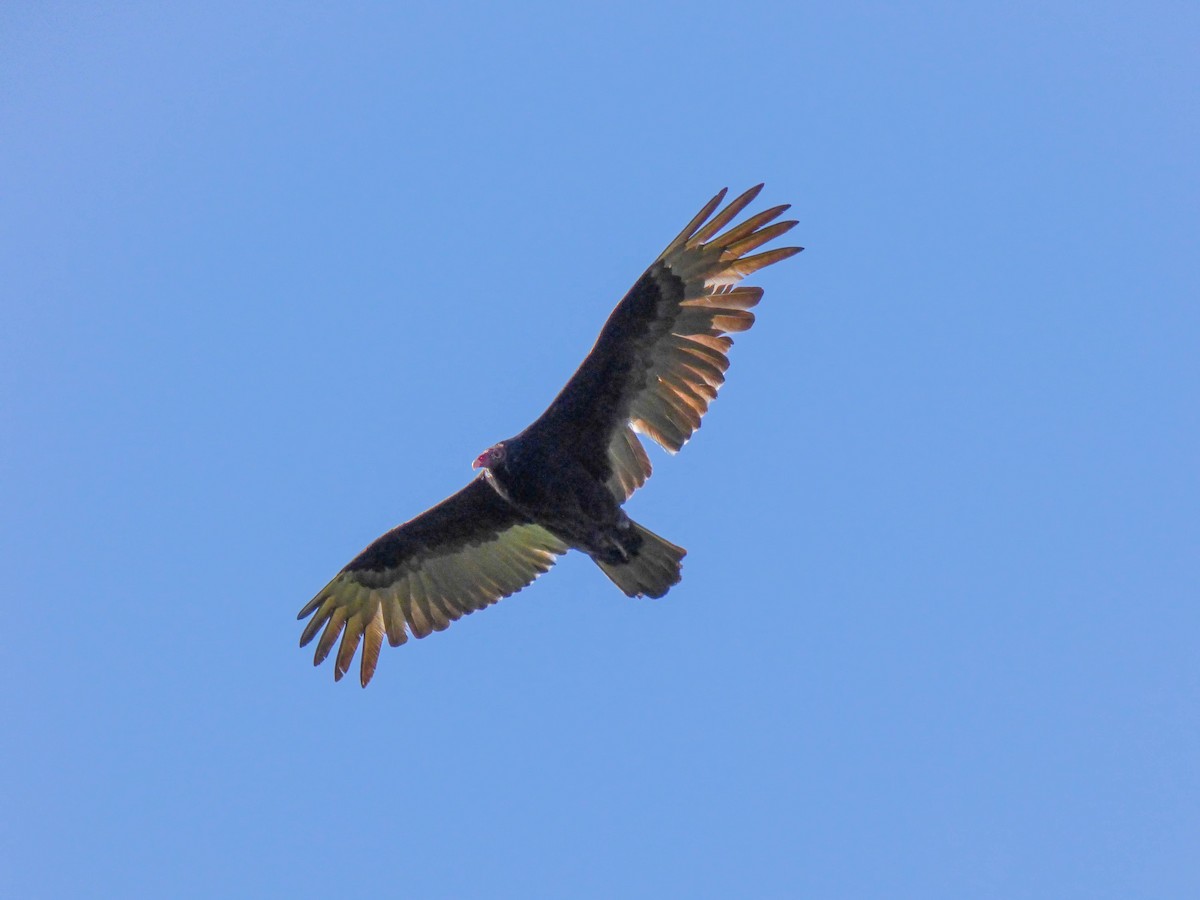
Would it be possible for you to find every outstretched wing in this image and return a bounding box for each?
[526,185,802,500]
[297,477,567,686]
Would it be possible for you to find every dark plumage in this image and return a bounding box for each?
[297,185,802,685]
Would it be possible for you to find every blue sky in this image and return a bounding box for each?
[3,2,1196,897]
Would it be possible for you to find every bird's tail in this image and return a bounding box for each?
[594,520,686,599]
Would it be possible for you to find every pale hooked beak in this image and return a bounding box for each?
[473,444,502,470]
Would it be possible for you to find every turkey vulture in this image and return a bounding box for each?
[298,185,802,685]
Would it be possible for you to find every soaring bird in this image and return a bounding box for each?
[298,185,802,685]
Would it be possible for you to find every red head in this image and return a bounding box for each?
[472,443,506,471]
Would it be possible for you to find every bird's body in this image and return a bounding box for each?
[298,185,802,685]
[483,444,633,564]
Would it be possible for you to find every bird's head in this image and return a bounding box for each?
[472,442,507,471]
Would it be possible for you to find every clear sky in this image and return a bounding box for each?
[3,3,1196,897]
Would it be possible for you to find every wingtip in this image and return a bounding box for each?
[706,186,729,210]
[740,183,766,204]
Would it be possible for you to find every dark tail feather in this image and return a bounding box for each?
[594,521,686,598]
